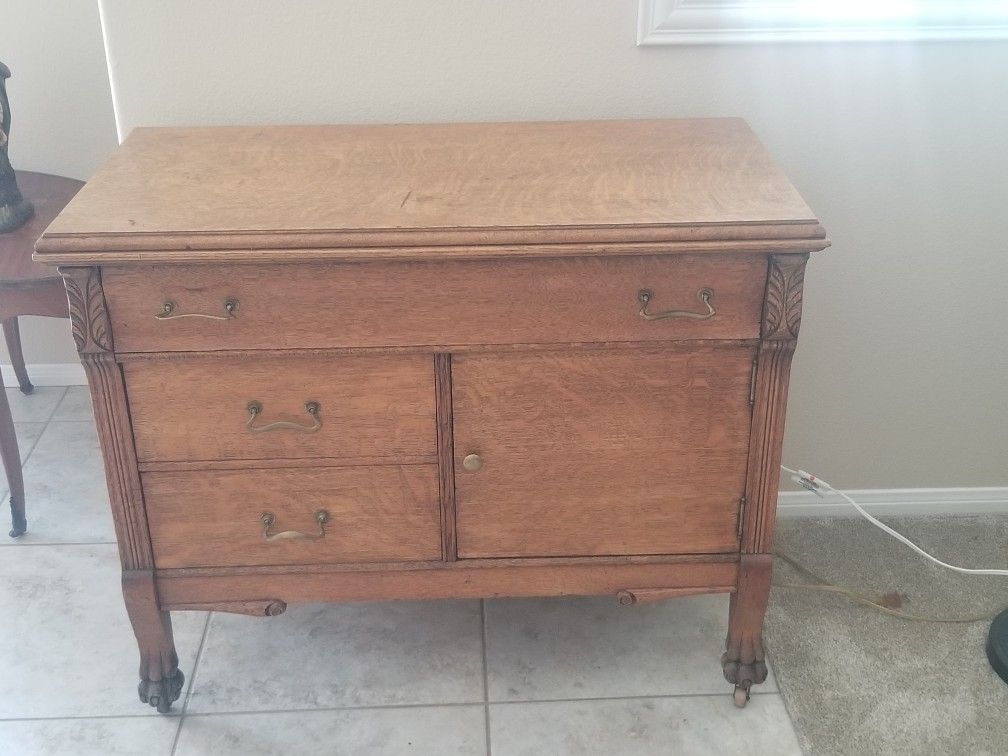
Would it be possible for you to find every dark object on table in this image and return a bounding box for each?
[0,171,83,536]
[988,608,1008,685]
[0,62,34,233]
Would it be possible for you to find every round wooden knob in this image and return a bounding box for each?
[462,453,484,472]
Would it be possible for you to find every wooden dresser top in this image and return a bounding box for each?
[36,118,827,264]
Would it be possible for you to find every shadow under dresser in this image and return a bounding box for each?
[34,118,829,712]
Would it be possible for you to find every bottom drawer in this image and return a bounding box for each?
[144,466,441,568]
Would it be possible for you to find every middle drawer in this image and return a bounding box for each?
[124,354,436,463]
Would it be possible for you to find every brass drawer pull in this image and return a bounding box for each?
[155,298,238,320]
[637,288,715,321]
[260,510,329,542]
[246,400,322,433]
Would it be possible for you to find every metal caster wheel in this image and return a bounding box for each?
[733,684,751,708]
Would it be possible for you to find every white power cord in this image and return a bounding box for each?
[782,465,1008,577]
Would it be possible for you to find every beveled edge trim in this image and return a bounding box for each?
[36,218,826,250]
[34,231,830,265]
[114,339,763,361]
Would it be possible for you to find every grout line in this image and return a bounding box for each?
[42,387,71,424]
[169,716,184,756]
[50,387,70,422]
[10,385,68,473]
[16,422,48,470]
[30,387,70,429]
[6,385,67,471]
[179,701,488,719]
[171,611,214,755]
[765,651,806,754]
[0,689,785,723]
[182,612,213,711]
[0,714,185,723]
[486,690,780,706]
[480,599,492,756]
[0,541,118,548]
[0,689,779,723]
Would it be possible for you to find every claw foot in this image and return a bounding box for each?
[138,669,184,713]
[721,650,767,708]
[721,651,768,689]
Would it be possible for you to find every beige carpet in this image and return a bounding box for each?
[767,514,1008,756]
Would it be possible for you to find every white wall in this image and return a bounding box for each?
[47,0,1008,489]
[1,0,118,367]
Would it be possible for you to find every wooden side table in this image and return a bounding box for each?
[0,171,83,536]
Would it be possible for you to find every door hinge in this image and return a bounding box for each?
[749,361,757,406]
[737,496,746,539]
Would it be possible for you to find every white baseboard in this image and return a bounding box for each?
[1,363,87,388]
[777,487,1008,518]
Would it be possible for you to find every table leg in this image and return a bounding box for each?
[2,318,33,394]
[0,380,25,536]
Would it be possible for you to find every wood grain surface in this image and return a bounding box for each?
[45,119,823,708]
[35,120,825,261]
[144,465,441,568]
[123,354,435,463]
[101,254,764,352]
[453,347,754,558]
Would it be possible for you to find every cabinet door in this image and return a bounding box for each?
[453,347,753,558]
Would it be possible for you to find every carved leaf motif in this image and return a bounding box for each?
[62,268,112,353]
[86,273,112,351]
[64,273,89,352]
[763,257,806,340]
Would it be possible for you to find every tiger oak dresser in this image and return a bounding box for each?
[35,119,828,712]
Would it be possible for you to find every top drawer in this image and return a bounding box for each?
[101,254,766,353]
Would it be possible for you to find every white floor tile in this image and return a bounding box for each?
[3,387,66,423]
[2,421,116,545]
[0,716,179,756]
[13,422,46,464]
[51,386,95,422]
[187,600,485,713]
[485,594,777,702]
[490,694,801,756]
[0,544,206,718]
[176,705,486,755]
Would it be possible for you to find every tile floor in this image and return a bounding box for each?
[0,386,803,755]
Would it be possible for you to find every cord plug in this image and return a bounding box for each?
[790,469,829,497]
